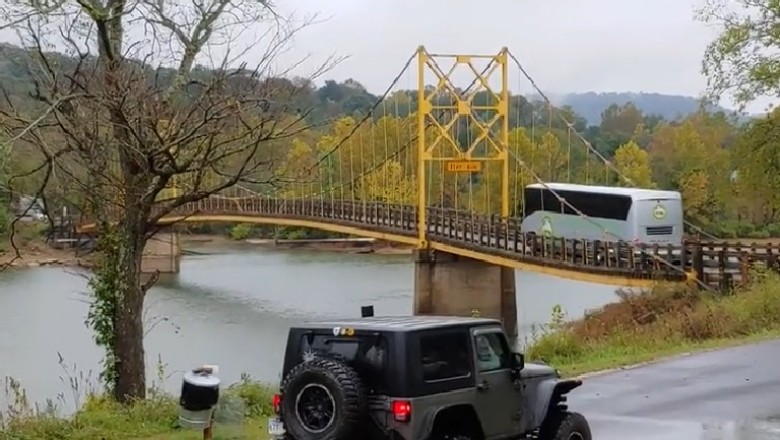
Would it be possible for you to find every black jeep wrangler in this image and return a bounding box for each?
[268,314,591,440]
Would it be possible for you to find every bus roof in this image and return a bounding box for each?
[524,182,681,200]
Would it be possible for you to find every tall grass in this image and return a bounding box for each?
[527,269,780,376]
[1,357,276,440]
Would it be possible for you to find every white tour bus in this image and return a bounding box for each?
[520,183,684,246]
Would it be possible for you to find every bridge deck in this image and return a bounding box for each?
[75,197,779,290]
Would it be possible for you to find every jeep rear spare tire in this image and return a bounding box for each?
[281,356,367,440]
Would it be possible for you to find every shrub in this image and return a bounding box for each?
[527,271,780,374]
[228,223,253,241]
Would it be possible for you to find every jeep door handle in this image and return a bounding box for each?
[476,380,490,391]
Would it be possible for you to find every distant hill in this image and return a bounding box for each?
[553,92,732,125]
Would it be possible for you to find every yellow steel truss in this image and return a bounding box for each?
[416,46,510,247]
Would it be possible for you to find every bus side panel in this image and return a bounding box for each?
[520,212,629,242]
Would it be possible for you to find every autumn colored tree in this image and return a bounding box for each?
[648,117,730,185]
[276,139,318,198]
[678,170,717,225]
[613,141,655,188]
[509,130,569,188]
[358,161,415,204]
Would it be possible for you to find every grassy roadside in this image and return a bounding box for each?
[0,376,275,440]
[527,269,780,377]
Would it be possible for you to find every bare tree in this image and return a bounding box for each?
[0,0,340,402]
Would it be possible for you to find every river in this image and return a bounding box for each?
[0,245,621,412]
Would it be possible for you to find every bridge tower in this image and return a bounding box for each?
[142,149,182,274]
[413,47,517,340]
[142,228,181,274]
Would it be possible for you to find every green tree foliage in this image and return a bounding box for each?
[229,224,254,241]
[699,0,780,107]
[85,225,123,394]
[731,108,780,226]
[596,102,644,156]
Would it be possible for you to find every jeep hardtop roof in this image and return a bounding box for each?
[294,315,501,332]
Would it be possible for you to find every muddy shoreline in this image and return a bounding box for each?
[1,235,413,269]
[182,234,413,255]
[0,243,91,269]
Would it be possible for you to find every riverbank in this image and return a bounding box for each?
[0,234,412,269]
[526,269,780,377]
[0,240,91,268]
[183,233,412,255]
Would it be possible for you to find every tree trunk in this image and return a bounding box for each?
[113,211,147,402]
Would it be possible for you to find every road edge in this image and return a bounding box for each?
[572,337,779,380]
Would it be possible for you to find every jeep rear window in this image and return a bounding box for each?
[299,334,387,384]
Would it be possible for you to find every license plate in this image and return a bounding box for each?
[268,418,286,437]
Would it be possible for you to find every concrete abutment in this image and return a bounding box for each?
[413,249,518,341]
[141,230,181,274]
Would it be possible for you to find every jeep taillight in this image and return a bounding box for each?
[272,393,282,414]
[392,400,411,422]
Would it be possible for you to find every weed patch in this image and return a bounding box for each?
[1,365,276,440]
[528,270,780,376]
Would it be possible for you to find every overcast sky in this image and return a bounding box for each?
[269,0,723,99]
[2,0,769,112]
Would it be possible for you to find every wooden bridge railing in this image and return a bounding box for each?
[74,196,780,290]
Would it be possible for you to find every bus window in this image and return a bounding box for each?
[523,187,631,221]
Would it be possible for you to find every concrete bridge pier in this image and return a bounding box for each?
[413,249,518,341]
[141,229,181,274]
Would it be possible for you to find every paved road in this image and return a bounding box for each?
[569,340,780,440]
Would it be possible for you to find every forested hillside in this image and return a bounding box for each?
[558,92,734,125]
[2,43,779,239]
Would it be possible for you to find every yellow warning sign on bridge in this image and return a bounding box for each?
[446,161,482,172]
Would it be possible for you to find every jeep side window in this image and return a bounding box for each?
[474,332,510,372]
[420,333,471,382]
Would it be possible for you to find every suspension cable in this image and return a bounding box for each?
[308,51,417,171]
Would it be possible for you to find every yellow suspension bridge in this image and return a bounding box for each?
[76,47,779,291]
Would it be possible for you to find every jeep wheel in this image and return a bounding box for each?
[280,356,367,440]
[538,411,591,440]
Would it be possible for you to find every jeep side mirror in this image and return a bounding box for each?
[511,352,524,371]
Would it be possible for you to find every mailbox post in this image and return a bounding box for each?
[178,365,221,439]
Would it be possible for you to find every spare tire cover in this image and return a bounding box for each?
[281,356,367,440]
